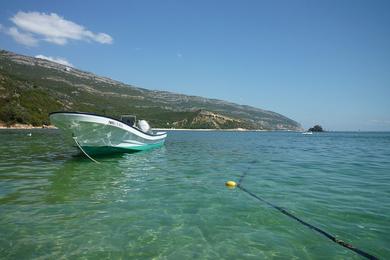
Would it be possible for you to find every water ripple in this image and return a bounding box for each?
[0,130,389,259]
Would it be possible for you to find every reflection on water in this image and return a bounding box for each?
[0,129,389,259]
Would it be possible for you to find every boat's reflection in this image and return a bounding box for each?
[44,147,167,204]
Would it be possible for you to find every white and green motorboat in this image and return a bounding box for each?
[50,112,167,155]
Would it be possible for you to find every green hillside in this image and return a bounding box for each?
[0,50,301,130]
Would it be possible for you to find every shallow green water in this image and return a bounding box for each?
[0,130,389,259]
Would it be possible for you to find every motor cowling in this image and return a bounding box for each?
[138,120,151,133]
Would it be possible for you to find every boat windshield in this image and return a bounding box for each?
[120,115,136,127]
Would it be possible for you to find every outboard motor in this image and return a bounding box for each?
[138,120,151,133]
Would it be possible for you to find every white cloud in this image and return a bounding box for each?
[7,26,38,47]
[35,54,73,67]
[2,11,113,46]
[0,23,38,47]
[94,32,112,44]
[370,119,390,125]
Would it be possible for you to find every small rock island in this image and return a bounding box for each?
[308,125,324,132]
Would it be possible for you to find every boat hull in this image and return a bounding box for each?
[49,112,167,154]
[82,142,164,155]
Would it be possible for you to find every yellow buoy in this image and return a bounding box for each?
[225,180,237,188]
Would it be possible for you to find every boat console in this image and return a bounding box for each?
[120,115,136,127]
[120,115,153,134]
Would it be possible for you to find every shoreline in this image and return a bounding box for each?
[0,126,267,131]
[154,128,270,132]
[0,123,298,132]
[0,123,57,129]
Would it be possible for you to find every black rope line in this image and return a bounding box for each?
[238,160,259,185]
[238,168,249,185]
[236,168,379,260]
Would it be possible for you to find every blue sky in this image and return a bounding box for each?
[0,0,389,130]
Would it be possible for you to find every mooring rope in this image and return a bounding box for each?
[73,137,100,164]
[234,166,378,260]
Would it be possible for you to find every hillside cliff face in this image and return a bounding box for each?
[0,50,301,130]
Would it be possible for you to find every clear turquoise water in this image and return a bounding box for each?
[0,130,389,259]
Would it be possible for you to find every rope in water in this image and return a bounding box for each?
[235,166,378,260]
[73,137,100,164]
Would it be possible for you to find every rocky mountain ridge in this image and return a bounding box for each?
[0,50,302,130]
